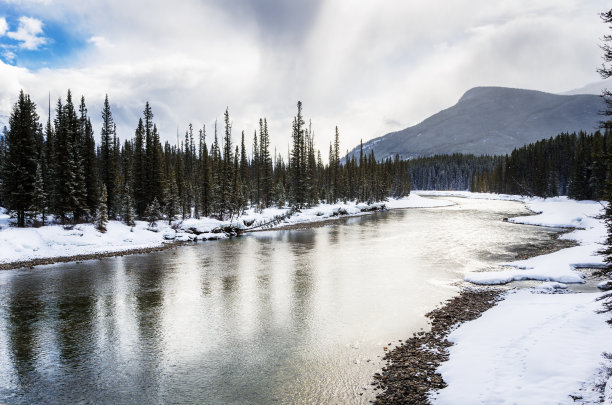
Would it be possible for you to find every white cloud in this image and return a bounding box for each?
[7,16,46,50]
[0,17,8,37]
[2,49,16,62]
[87,36,113,49]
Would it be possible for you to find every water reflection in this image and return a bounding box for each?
[0,198,561,404]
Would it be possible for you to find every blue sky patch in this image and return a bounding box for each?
[0,9,89,70]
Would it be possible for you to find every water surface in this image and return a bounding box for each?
[0,197,560,404]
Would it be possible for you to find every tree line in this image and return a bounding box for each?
[0,92,411,228]
[470,131,609,199]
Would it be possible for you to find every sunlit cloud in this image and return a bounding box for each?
[87,35,113,49]
[7,16,46,50]
[0,17,8,37]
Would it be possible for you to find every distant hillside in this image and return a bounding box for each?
[346,87,605,161]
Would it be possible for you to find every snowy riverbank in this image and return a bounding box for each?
[415,191,612,405]
[0,194,452,267]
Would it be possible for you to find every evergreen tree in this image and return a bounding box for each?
[122,184,136,227]
[1,90,40,227]
[289,101,307,207]
[100,95,117,216]
[259,118,273,207]
[144,197,162,229]
[32,161,47,226]
[133,118,146,216]
[599,8,612,276]
[80,97,98,217]
[221,108,234,217]
[95,185,109,232]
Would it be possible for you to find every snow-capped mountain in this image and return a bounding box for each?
[345,86,605,161]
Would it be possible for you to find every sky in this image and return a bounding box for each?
[0,0,609,158]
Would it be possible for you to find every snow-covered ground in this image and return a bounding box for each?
[431,289,612,405]
[0,194,452,265]
[416,191,612,404]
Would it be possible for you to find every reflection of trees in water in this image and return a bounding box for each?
[7,285,44,396]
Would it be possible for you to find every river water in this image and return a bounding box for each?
[0,197,560,404]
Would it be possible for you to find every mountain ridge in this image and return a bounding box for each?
[346,86,605,161]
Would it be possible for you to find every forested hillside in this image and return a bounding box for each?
[406,130,609,200]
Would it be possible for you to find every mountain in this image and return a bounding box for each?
[346,86,605,161]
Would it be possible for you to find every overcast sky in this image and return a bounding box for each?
[0,0,609,157]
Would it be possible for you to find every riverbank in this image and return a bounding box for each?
[374,191,612,404]
[0,194,452,270]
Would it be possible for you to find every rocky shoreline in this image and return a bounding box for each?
[372,289,503,404]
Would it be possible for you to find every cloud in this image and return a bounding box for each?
[0,17,7,37]
[87,36,113,49]
[7,16,46,50]
[0,0,608,158]
[2,49,16,62]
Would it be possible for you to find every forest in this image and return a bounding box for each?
[408,131,610,200]
[0,91,411,228]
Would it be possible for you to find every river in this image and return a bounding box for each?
[0,197,561,404]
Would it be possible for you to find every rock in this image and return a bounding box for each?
[371,289,502,404]
[598,280,612,291]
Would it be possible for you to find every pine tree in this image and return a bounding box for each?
[144,197,162,229]
[122,184,136,227]
[221,108,234,218]
[252,129,260,208]
[260,118,273,208]
[289,101,307,207]
[100,95,116,216]
[599,8,612,276]
[1,90,40,227]
[80,97,98,217]
[133,118,146,217]
[32,161,47,226]
[199,126,212,217]
[95,185,109,232]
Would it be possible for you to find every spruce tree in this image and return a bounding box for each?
[289,101,307,207]
[260,118,273,207]
[1,90,40,227]
[221,108,234,217]
[199,126,211,217]
[144,198,162,229]
[32,161,47,226]
[599,8,612,276]
[100,95,116,216]
[95,185,109,232]
[122,184,136,227]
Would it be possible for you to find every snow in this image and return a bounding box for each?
[416,191,606,285]
[414,191,612,404]
[0,194,452,265]
[431,290,612,405]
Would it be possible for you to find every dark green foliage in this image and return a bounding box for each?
[599,9,612,277]
[32,162,47,225]
[1,91,41,227]
[466,131,609,199]
[95,185,109,232]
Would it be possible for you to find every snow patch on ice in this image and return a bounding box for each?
[416,191,606,285]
